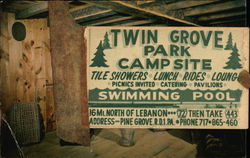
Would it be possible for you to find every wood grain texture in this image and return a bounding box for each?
[87,1,200,26]
[0,12,55,130]
[90,129,197,158]
[184,0,245,17]
[48,1,90,145]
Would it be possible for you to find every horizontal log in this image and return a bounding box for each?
[184,0,245,16]
[209,18,245,25]
[157,0,219,10]
[86,1,200,26]
[69,3,92,12]
[84,15,134,26]
[16,2,48,19]
[75,10,117,25]
[71,5,108,19]
[116,19,156,26]
[16,2,118,25]
[198,11,246,21]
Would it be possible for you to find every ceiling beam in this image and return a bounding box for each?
[86,16,134,26]
[15,2,118,25]
[136,1,155,6]
[209,18,246,25]
[85,1,200,26]
[75,10,117,24]
[71,5,109,19]
[198,11,246,21]
[16,1,48,19]
[114,19,156,26]
[217,21,246,27]
[152,0,219,11]
[184,0,245,17]
[69,3,92,12]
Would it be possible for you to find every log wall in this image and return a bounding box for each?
[0,12,55,131]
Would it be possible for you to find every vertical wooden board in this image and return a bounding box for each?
[45,86,56,131]
[35,78,46,122]
[21,20,34,102]
[31,19,49,128]
[7,13,23,104]
[42,19,56,131]
[19,18,54,130]
[0,12,55,131]
[0,11,11,111]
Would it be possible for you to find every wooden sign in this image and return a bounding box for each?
[85,27,249,129]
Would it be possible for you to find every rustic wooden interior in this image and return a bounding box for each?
[0,1,247,158]
[1,0,247,130]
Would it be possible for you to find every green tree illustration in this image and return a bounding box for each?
[90,41,109,67]
[224,32,233,50]
[224,43,242,70]
[103,32,111,49]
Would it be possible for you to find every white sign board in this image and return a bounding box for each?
[86,27,249,129]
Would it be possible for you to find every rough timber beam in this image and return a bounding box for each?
[160,0,219,10]
[116,19,156,26]
[48,1,90,146]
[16,1,48,19]
[15,2,118,25]
[184,0,245,17]
[80,15,134,26]
[74,9,117,25]
[209,18,246,25]
[85,1,200,26]
[198,11,246,21]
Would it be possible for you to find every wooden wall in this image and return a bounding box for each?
[0,12,55,131]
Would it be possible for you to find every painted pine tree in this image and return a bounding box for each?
[103,32,111,49]
[90,41,109,67]
[224,32,233,50]
[224,43,242,70]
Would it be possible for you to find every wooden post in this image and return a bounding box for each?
[48,1,90,145]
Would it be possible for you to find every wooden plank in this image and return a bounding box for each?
[15,1,168,26]
[16,2,48,19]
[7,13,22,104]
[71,5,108,19]
[23,20,35,103]
[209,18,245,25]
[0,11,55,129]
[198,11,246,21]
[91,16,134,26]
[15,1,111,22]
[42,21,56,131]
[115,19,156,26]
[0,11,11,112]
[91,129,196,158]
[68,4,118,25]
[161,0,219,10]
[184,0,245,17]
[21,18,54,131]
[86,1,200,26]
[153,141,196,158]
[75,10,117,25]
[32,19,48,128]
[136,1,154,6]
[137,0,176,8]
[15,1,118,26]
[79,15,130,25]
[48,1,90,145]
[69,3,92,12]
